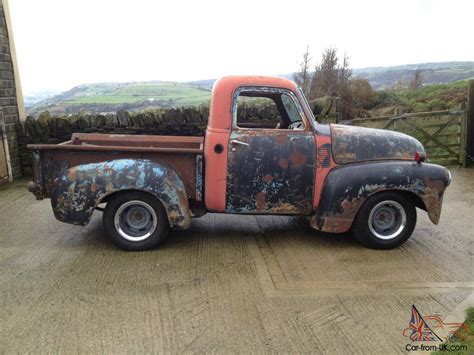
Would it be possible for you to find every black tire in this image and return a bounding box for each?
[103,191,169,251]
[352,192,416,249]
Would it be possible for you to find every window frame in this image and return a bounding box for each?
[231,86,310,131]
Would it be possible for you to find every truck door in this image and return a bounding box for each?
[226,87,315,214]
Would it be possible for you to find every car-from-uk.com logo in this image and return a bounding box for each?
[403,305,469,352]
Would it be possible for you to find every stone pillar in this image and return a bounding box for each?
[0,0,23,178]
[465,80,474,166]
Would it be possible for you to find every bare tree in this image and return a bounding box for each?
[310,47,354,118]
[293,46,312,96]
[410,69,423,89]
[310,47,339,97]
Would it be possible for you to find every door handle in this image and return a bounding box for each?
[230,139,249,147]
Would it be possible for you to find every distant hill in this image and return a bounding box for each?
[26,61,474,116]
[353,61,474,89]
[27,81,212,116]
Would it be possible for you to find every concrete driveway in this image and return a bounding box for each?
[1,169,473,353]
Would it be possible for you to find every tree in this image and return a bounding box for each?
[310,47,339,97]
[310,47,353,118]
[351,77,375,109]
[293,46,312,96]
[410,69,423,89]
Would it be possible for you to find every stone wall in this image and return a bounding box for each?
[17,108,210,176]
[0,2,21,178]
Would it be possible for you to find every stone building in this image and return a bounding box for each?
[0,0,25,185]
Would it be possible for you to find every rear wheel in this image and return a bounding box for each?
[352,192,416,249]
[103,191,169,251]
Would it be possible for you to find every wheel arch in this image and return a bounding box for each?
[364,189,426,213]
[310,161,450,233]
[50,159,191,229]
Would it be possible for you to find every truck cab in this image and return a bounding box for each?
[28,76,451,251]
[204,76,318,215]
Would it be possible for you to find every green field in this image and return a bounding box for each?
[64,82,211,105]
[26,81,213,115]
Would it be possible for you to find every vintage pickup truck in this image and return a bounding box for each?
[28,76,451,251]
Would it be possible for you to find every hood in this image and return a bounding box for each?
[330,124,425,164]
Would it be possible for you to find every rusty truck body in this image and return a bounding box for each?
[28,76,451,250]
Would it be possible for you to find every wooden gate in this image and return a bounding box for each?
[351,110,467,166]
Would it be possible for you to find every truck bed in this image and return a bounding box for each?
[28,133,204,201]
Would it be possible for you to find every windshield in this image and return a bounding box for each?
[281,93,302,123]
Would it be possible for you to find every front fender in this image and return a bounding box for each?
[51,159,191,229]
[310,161,451,233]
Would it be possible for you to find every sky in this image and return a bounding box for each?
[8,0,474,94]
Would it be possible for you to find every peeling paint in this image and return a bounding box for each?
[226,130,315,214]
[310,161,451,233]
[51,159,191,229]
[331,124,425,164]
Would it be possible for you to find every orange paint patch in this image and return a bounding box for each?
[275,134,287,144]
[256,192,266,210]
[262,174,273,183]
[289,151,305,166]
[279,158,288,169]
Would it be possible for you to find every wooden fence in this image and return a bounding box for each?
[350,110,468,166]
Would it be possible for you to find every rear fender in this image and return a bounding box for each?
[310,161,451,233]
[51,159,191,229]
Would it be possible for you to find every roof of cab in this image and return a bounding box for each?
[209,76,298,130]
[213,75,297,92]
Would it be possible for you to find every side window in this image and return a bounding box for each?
[235,95,282,129]
[234,89,306,130]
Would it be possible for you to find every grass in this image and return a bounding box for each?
[432,307,474,355]
[372,80,470,115]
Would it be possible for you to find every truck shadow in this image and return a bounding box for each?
[165,214,356,250]
[84,213,358,251]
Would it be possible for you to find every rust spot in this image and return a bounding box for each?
[289,151,305,167]
[266,203,301,214]
[341,198,359,215]
[278,158,288,169]
[262,174,273,183]
[423,177,445,191]
[316,216,353,233]
[275,134,287,144]
[256,192,266,210]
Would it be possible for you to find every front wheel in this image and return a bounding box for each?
[352,192,416,249]
[103,191,169,251]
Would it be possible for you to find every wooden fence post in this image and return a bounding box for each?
[466,80,474,166]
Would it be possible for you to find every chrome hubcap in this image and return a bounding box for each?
[114,200,157,242]
[368,200,407,240]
